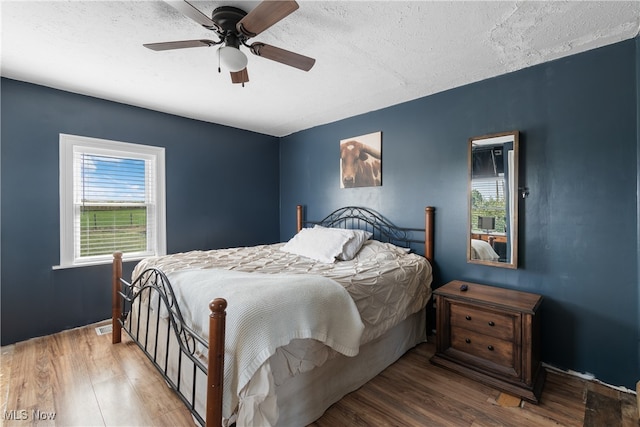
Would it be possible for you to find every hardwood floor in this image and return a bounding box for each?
[2,321,637,426]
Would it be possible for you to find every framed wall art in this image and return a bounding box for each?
[339,131,382,188]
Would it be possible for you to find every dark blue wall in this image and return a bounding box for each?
[1,78,280,345]
[280,38,639,388]
[637,36,640,381]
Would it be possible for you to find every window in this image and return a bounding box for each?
[58,134,166,268]
[471,177,506,232]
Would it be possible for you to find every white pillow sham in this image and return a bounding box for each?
[280,227,352,263]
[280,226,374,263]
[313,225,373,261]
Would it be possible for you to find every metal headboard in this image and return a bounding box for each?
[298,205,427,255]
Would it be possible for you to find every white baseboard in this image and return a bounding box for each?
[541,362,636,395]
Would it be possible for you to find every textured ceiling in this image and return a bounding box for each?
[2,1,639,137]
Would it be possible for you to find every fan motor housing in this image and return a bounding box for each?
[211,6,247,33]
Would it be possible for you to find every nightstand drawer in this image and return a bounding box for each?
[450,302,515,341]
[451,327,515,368]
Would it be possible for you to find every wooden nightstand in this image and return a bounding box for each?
[430,280,545,403]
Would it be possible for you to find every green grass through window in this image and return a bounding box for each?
[80,206,147,256]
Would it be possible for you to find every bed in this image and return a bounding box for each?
[112,205,435,426]
[470,238,500,261]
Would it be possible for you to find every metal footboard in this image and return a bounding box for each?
[111,252,226,427]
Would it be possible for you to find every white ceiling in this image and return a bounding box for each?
[2,1,639,137]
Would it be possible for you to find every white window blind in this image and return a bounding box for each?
[58,134,166,268]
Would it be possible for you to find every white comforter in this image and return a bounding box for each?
[132,240,432,425]
[135,240,432,343]
[163,268,364,420]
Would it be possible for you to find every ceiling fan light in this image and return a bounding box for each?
[219,46,248,72]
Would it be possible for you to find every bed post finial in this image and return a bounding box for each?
[296,205,304,233]
[207,298,227,427]
[425,207,435,263]
[112,251,123,344]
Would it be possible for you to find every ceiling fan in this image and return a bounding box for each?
[144,0,315,86]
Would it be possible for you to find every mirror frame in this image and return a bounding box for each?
[467,130,519,269]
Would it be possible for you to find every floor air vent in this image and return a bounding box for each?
[95,324,113,336]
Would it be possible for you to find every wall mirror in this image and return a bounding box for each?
[468,131,519,268]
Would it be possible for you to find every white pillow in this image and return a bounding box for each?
[280,227,352,263]
[313,225,372,261]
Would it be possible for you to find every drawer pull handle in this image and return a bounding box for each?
[488,321,495,326]
[465,315,471,321]
[465,338,471,344]
[487,345,494,351]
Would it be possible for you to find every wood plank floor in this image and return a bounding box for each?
[1,321,637,426]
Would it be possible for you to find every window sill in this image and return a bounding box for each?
[52,255,147,270]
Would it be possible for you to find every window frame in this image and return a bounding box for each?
[57,134,166,268]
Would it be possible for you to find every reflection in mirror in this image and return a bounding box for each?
[468,131,519,268]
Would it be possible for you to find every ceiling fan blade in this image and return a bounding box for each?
[144,39,218,51]
[237,1,299,38]
[250,43,315,71]
[230,68,249,84]
[166,1,220,31]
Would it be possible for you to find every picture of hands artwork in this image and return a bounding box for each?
[339,131,382,188]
